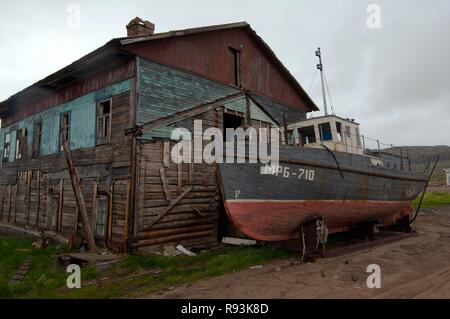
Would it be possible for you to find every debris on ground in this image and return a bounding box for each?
[57,252,122,268]
[32,237,51,249]
[249,265,263,270]
[176,245,196,256]
[222,237,257,246]
[82,268,162,287]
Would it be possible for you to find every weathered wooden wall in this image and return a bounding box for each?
[0,90,133,250]
[124,27,312,112]
[134,109,223,252]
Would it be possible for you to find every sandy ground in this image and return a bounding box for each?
[147,205,450,299]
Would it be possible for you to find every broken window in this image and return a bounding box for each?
[230,47,242,87]
[95,195,109,239]
[336,122,343,142]
[3,132,11,162]
[60,113,70,151]
[33,121,42,158]
[15,128,27,160]
[319,122,332,141]
[97,99,112,145]
[299,125,316,145]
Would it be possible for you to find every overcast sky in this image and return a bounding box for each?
[0,0,449,147]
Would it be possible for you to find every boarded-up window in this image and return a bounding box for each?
[3,132,11,162]
[95,195,109,239]
[97,99,112,145]
[33,122,42,158]
[60,113,70,151]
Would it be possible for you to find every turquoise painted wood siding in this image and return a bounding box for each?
[250,94,306,125]
[0,79,131,161]
[137,58,240,125]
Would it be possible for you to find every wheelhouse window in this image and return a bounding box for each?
[318,122,332,141]
[3,132,11,162]
[299,125,316,145]
[336,122,343,142]
[230,47,242,87]
[60,113,70,151]
[33,121,42,158]
[97,99,112,145]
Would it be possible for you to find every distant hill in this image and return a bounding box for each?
[385,146,450,185]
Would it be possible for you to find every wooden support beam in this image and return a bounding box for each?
[62,141,96,251]
[163,141,170,168]
[26,171,32,227]
[0,187,4,222]
[8,185,12,223]
[159,167,172,201]
[91,182,98,234]
[35,171,41,229]
[178,163,183,194]
[58,180,63,232]
[107,183,114,245]
[135,92,245,134]
[124,181,131,241]
[145,186,193,231]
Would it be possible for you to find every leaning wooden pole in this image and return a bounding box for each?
[63,141,96,251]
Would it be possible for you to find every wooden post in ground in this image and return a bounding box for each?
[62,141,96,251]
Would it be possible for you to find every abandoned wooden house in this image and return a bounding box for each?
[0,18,318,253]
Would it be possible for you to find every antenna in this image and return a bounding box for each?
[315,47,328,116]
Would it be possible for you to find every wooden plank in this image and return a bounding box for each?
[163,140,170,168]
[26,171,32,226]
[144,186,193,231]
[108,183,114,244]
[62,142,96,251]
[91,182,98,233]
[159,167,172,201]
[123,180,131,241]
[58,180,63,232]
[177,163,182,194]
[35,171,41,229]
[7,185,12,223]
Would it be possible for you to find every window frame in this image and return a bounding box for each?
[3,132,11,162]
[59,112,71,151]
[96,98,113,146]
[15,128,27,160]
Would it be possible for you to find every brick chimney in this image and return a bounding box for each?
[126,17,155,37]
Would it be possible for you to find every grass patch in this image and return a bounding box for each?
[0,236,292,298]
[413,191,450,208]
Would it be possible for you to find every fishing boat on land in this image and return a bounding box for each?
[218,48,430,247]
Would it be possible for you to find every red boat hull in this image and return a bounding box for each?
[224,199,412,241]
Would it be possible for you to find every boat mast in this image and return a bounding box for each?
[315,47,328,116]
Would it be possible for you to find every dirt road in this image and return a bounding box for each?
[148,205,450,299]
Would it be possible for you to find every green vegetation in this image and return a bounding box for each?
[0,236,292,298]
[413,191,450,208]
